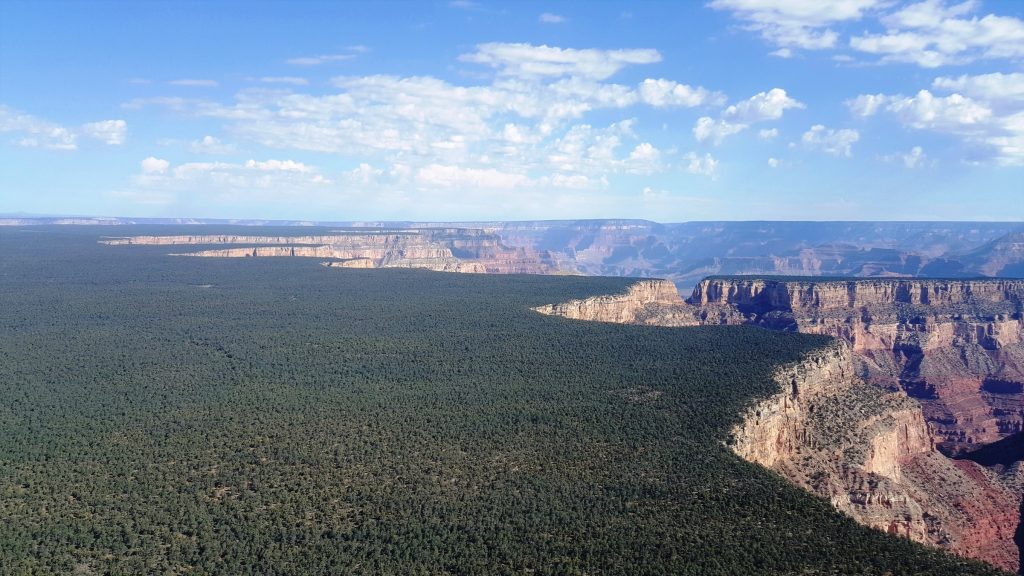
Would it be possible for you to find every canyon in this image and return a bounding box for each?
[535,277,1024,573]
[99,229,557,275]
[29,218,1024,290]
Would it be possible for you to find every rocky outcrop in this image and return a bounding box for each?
[536,277,1024,572]
[102,229,557,276]
[532,279,694,325]
[731,341,1020,571]
[690,277,1024,455]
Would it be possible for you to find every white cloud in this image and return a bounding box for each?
[139,158,329,186]
[694,88,803,144]
[710,0,883,51]
[81,119,127,145]
[724,88,803,123]
[850,76,1024,165]
[801,124,860,156]
[0,106,126,150]
[189,135,235,154]
[169,79,219,87]
[759,128,779,140]
[287,54,356,66]
[624,142,662,174]
[693,117,744,144]
[259,76,310,86]
[931,72,1024,106]
[141,156,169,174]
[850,0,1024,67]
[712,0,1024,67]
[847,93,890,117]
[244,159,314,172]
[415,164,529,189]
[885,90,991,130]
[539,12,566,23]
[684,152,718,176]
[902,145,926,167]
[459,42,661,80]
[637,78,724,107]
[124,43,728,205]
[343,163,384,185]
[768,157,779,167]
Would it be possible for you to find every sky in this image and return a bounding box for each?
[1,0,1022,222]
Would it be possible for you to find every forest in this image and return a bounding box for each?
[0,226,1008,575]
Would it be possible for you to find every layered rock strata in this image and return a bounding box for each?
[532,279,692,325]
[690,278,1024,455]
[535,277,1024,572]
[731,342,1019,571]
[101,229,556,275]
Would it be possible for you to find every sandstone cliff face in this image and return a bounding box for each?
[691,277,1024,454]
[532,279,694,325]
[101,229,556,276]
[730,341,1020,570]
[536,278,1024,572]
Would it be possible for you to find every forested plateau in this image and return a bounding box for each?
[0,226,1008,575]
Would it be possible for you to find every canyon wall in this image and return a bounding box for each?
[536,277,1024,572]
[100,229,556,275]
[690,277,1024,454]
[532,279,693,325]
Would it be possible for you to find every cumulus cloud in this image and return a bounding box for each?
[138,157,329,185]
[81,120,127,145]
[637,78,724,107]
[759,128,779,140]
[141,156,169,174]
[710,0,883,51]
[767,157,779,167]
[850,0,1024,67]
[931,72,1024,106]
[123,43,730,209]
[459,42,661,80]
[801,124,860,156]
[849,75,1024,164]
[694,88,803,144]
[902,145,926,168]
[684,152,718,176]
[711,0,1024,67]
[0,105,126,150]
[189,135,236,154]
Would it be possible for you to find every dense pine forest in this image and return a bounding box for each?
[0,227,1008,575]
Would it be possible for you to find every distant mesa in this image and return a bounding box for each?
[99,229,559,275]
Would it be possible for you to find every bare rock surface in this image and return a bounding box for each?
[536,277,1024,572]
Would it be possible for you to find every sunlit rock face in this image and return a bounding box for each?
[536,277,1024,572]
[100,229,559,275]
[690,277,1024,455]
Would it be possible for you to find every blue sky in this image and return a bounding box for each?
[1,0,1022,221]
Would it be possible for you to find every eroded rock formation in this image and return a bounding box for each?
[532,279,692,325]
[535,277,1024,572]
[100,229,556,275]
[689,277,1024,455]
[731,341,1020,571]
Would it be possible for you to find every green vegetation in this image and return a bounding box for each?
[0,227,1007,575]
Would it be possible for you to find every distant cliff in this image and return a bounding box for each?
[100,229,557,275]
[532,279,693,325]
